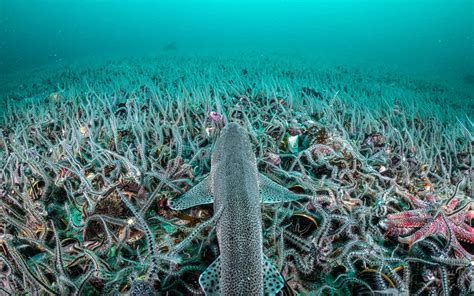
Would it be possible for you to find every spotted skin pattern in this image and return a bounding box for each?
[171,123,301,295]
[211,123,265,295]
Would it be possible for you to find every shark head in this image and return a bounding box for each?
[211,122,255,166]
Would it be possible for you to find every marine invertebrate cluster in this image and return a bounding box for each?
[0,54,472,295]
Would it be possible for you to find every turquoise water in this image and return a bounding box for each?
[0,1,473,295]
[1,0,473,78]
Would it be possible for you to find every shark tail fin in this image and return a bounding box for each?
[263,254,285,296]
[198,255,284,296]
[259,173,306,204]
[169,175,213,210]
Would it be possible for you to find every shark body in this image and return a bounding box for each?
[170,123,304,295]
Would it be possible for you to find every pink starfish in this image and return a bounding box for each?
[382,190,474,258]
[208,111,222,123]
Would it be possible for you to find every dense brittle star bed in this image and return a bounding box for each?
[0,55,473,295]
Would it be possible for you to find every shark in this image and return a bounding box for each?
[169,122,304,296]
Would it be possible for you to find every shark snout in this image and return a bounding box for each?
[221,122,245,138]
[212,122,255,164]
[225,122,241,132]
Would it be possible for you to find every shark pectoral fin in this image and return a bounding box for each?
[259,173,305,204]
[169,176,213,210]
[263,255,285,296]
[198,256,221,296]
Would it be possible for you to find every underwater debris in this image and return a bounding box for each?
[287,213,319,237]
[162,41,177,51]
[79,124,89,137]
[287,135,299,154]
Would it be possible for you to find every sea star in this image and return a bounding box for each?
[382,189,474,259]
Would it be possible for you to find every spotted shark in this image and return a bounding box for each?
[170,123,304,295]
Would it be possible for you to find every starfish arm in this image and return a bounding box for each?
[386,216,431,229]
[441,214,473,258]
[466,210,474,221]
[398,219,439,245]
[454,223,474,244]
[446,198,459,210]
[387,209,431,220]
[449,235,473,259]
[387,227,414,237]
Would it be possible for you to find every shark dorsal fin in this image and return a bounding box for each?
[169,175,213,210]
[258,173,305,204]
[199,256,221,295]
[263,255,285,296]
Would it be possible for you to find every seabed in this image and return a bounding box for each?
[0,54,473,295]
